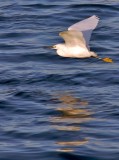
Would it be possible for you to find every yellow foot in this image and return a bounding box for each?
[102,57,113,63]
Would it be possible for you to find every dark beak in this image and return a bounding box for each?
[43,46,54,49]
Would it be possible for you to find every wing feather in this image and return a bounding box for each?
[59,30,87,48]
[68,15,99,48]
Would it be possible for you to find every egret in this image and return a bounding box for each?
[48,15,112,63]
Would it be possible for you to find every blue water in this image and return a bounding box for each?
[0,0,119,160]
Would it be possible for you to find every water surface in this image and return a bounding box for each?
[0,0,119,160]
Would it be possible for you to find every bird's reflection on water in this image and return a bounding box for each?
[51,92,93,152]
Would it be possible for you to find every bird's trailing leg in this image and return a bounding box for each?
[90,52,113,63]
[96,56,113,63]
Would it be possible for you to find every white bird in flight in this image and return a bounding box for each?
[48,15,112,63]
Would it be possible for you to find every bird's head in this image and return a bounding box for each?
[45,44,64,50]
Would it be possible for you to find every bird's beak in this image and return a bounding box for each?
[44,45,55,49]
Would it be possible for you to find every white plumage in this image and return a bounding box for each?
[52,15,99,58]
[48,15,113,63]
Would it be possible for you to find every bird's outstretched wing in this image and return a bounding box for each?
[68,15,99,48]
[59,30,87,48]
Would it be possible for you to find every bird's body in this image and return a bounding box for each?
[48,15,113,63]
[55,43,97,58]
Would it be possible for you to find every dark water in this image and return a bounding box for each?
[0,0,119,160]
